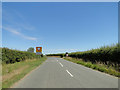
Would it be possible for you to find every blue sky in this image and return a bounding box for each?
[2,2,118,54]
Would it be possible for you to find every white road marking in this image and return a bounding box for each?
[59,62,63,67]
[66,70,73,77]
[57,60,58,62]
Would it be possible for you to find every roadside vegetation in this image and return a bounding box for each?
[47,53,64,58]
[2,48,42,64]
[64,57,120,77]
[47,44,120,77]
[2,48,47,88]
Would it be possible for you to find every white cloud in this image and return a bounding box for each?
[2,9,38,41]
[3,8,36,31]
[3,26,37,41]
[22,35,37,41]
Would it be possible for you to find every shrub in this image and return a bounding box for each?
[68,44,119,71]
[2,48,42,64]
[47,44,119,72]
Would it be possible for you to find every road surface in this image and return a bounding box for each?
[13,57,118,88]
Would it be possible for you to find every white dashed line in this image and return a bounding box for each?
[59,62,63,67]
[66,70,73,77]
[57,60,58,62]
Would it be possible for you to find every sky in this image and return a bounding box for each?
[2,2,118,54]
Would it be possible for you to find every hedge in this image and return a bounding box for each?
[2,48,42,64]
[47,44,120,70]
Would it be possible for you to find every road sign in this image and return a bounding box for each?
[36,47,42,55]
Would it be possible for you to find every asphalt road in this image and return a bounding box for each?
[13,57,118,88]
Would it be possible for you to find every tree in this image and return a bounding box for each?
[27,47,34,53]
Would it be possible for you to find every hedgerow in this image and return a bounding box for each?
[47,53,64,58]
[2,48,41,64]
[47,44,120,71]
[69,44,119,69]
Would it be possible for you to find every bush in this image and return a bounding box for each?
[2,48,42,64]
[68,44,119,71]
[47,53,65,58]
[47,44,119,72]
[98,67,105,72]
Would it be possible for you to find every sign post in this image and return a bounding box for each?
[36,47,42,55]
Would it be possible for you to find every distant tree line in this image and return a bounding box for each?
[47,53,64,58]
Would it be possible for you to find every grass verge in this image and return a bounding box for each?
[2,56,47,88]
[63,57,120,77]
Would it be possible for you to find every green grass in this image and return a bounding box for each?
[64,57,120,77]
[2,56,47,88]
